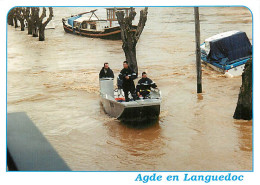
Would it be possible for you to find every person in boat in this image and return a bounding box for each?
[99,62,114,79]
[118,61,137,102]
[136,72,157,99]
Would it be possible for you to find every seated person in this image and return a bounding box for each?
[136,72,157,98]
[99,62,114,79]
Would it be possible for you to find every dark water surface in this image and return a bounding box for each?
[7,7,252,171]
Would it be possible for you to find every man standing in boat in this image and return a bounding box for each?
[118,61,137,102]
[136,72,157,99]
[99,62,114,79]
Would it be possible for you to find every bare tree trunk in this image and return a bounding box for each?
[13,9,18,28]
[37,7,53,41]
[233,59,252,120]
[116,7,148,77]
[8,16,14,26]
[31,7,39,37]
[20,20,25,31]
[38,25,45,41]
[32,24,38,37]
[16,8,25,31]
[123,46,137,72]
[24,7,33,34]
[28,20,32,34]
[8,9,14,26]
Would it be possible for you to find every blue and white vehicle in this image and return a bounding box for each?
[200,30,252,77]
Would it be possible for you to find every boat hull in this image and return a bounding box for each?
[100,96,125,118]
[200,43,251,77]
[100,96,160,126]
[62,21,137,40]
[202,61,246,77]
[118,104,160,126]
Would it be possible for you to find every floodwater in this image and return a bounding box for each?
[7,7,252,171]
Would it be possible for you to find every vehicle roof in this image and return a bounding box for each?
[205,30,242,42]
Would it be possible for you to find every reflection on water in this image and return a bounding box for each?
[103,121,165,170]
[7,7,252,171]
[234,120,252,152]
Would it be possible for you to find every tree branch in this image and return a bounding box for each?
[135,7,148,43]
[39,7,47,22]
[43,7,53,28]
[116,10,126,43]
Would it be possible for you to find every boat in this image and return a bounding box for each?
[62,8,137,40]
[99,78,161,126]
[200,30,252,77]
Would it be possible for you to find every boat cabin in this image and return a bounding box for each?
[66,8,135,33]
[202,30,252,64]
[106,7,133,27]
[203,30,241,55]
[73,18,108,31]
[67,9,109,32]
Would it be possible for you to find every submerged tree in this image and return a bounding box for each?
[31,7,40,37]
[13,8,19,28]
[16,7,26,31]
[233,59,252,120]
[7,8,15,26]
[8,7,54,41]
[116,7,148,77]
[24,7,33,35]
[36,7,54,41]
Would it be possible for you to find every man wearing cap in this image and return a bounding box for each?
[118,61,137,102]
[99,62,114,79]
[136,72,157,99]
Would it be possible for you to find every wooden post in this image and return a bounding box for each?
[194,7,202,93]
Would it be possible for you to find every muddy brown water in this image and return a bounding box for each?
[7,7,252,171]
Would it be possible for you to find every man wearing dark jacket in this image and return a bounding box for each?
[118,61,137,102]
[136,72,157,98]
[99,63,114,78]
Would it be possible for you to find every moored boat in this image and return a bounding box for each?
[200,30,252,77]
[62,8,137,40]
[99,78,161,126]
